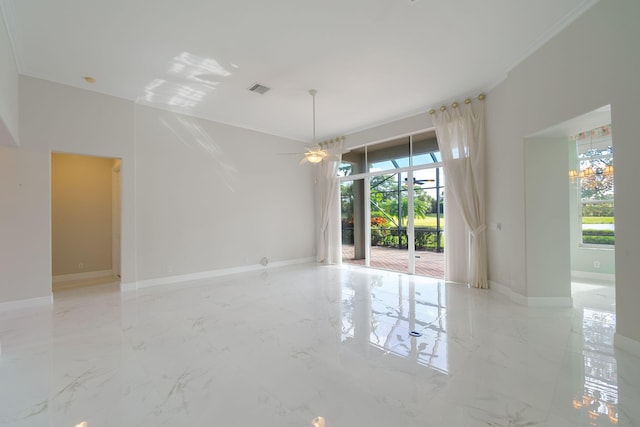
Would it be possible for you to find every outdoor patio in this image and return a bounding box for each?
[342,244,444,279]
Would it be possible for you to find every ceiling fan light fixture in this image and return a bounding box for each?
[305,151,325,164]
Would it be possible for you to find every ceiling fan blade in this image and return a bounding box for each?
[405,178,436,185]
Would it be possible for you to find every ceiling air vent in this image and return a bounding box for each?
[248,83,271,94]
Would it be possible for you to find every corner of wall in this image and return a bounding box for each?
[614,333,640,359]
[0,116,18,147]
[0,2,20,147]
[490,280,528,306]
[490,280,573,307]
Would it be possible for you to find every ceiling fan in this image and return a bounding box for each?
[301,89,327,164]
[299,140,347,164]
[405,177,435,185]
[278,89,347,164]
[300,89,342,164]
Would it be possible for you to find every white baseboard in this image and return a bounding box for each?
[120,281,137,292]
[0,295,53,312]
[571,270,615,284]
[489,280,573,307]
[526,296,573,307]
[133,257,316,290]
[53,270,113,283]
[614,333,640,359]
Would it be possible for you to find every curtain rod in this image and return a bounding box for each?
[429,93,485,115]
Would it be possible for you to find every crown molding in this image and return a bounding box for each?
[505,0,600,75]
[0,0,23,72]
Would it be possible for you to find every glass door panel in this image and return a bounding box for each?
[412,167,445,278]
[369,171,409,273]
[341,179,366,266]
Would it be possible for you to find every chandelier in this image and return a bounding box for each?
[569,125,613,183]
[569,164,614,182]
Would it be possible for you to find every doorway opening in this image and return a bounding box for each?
[525,105,615,307]
[567,107,616,315]
[51,153,122,291]
[525,106,617,422]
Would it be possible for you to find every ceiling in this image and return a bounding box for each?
[1,0,597,142]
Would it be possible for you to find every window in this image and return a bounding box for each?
[576,126,614,246]
[338,161,353,177]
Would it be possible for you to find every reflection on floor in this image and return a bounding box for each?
[0,264,638,426]
[341,274,449,373]
[571,280,619,426]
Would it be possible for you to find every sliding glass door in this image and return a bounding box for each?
[340,131,445,279]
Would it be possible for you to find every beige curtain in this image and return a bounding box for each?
[317,139,344,264]
[431,101,488,288]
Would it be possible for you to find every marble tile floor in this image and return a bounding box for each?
[0,264,638,426]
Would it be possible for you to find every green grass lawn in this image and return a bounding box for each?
[582,216,614,224]
[381,214,444,228]
[376,214,611,228]
[384,214,611,227]
[414,216,444,228]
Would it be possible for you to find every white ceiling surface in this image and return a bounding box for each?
[2,0,597,142]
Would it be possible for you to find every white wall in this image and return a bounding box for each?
[1,76,139,302]
[524,137,571,300]
[0,6,19,146]
[0,146,50,302]
[572,247,615,278]
[486,0,640,342]
[134,105,315,280]
[1,76,316,303]
[345,113,433,149]
[18,76,137,290]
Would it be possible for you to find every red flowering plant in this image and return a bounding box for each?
[370,217,388,227]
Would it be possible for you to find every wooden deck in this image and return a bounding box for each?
[342,244,444,279]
